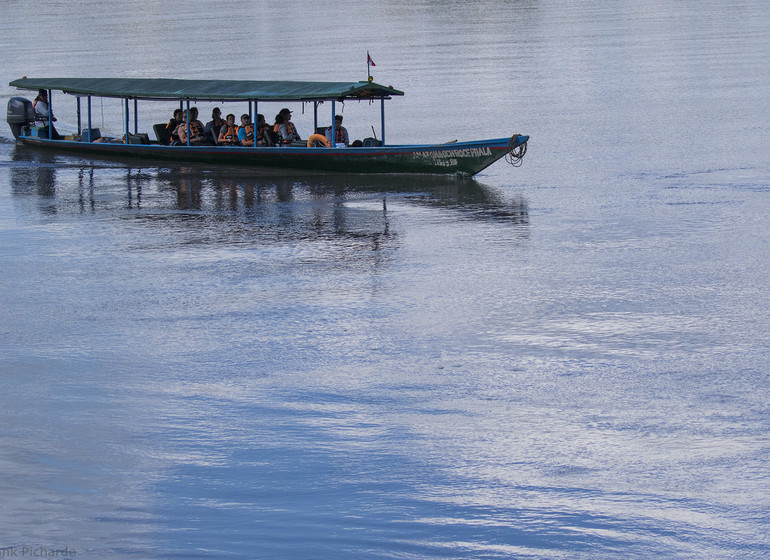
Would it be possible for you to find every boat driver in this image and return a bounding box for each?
[33,89,62,140]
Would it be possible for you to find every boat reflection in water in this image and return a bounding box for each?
[8,145,529,253]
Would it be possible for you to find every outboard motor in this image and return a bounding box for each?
[7,97,35,140]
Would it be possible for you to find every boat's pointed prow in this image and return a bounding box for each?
[505,134,529,167]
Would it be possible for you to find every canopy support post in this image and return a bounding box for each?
[47,89,52,140]
[313,101,318,132]
[380,98,385,146]
[124,98,130,143]
[133,99,138,134]
[331,101,336,146]
[76,96,81,136]
[185,99,190,147]
[87,96,92,142]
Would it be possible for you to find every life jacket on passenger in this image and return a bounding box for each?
[274,121,298,144]
[257,124,270,146]
[328,126,346,143]
[179,121,204,143]
[219,124,238,145]
[239,124,254,144]
[164,119,180,144]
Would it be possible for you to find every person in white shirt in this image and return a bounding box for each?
[33,89,62,139]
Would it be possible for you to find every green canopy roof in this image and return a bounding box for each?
[9,77,404,102]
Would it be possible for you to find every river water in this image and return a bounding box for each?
[1,1,769,559]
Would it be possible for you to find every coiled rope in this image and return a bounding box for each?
[505,134,527,167]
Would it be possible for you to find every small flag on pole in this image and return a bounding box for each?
[367,51,376,82]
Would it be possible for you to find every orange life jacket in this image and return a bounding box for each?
[239,124,254,143]
[179,121,204,142]
[274,122,298,144]
[219,124,237,144]
[257,124,270,145]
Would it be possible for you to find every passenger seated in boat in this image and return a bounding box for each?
[218,114,239,146]
[272,113,285,141]
[33,89,62,140]
[325,115,349,146]
[204,107,225,145]
[165,109,183,145]
[177,108,206,145]
[189,107,206,141]
[237,114,255,147]
[256,114,273,146]
[274,108,302,145]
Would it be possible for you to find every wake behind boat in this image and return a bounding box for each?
[7,77,528,176]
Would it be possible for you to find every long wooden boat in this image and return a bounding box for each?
[7,77,528,176]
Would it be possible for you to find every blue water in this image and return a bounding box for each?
[1,1,769,558]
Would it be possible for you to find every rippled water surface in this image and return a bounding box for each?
[1,1,769,558]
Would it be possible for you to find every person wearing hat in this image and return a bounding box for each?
[274,107,302,145]
[324,114,349,146]
[33,89,62,140]
[237,114,255,147]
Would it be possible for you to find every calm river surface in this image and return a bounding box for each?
[1,1,769,558]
